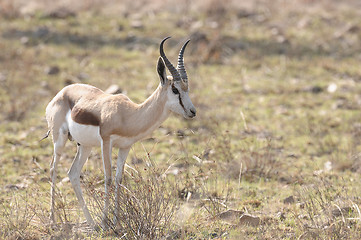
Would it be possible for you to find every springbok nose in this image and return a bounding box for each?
[190,108,196,117]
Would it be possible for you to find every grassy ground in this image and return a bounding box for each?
[1,0,361,239]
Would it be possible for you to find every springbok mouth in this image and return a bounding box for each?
[185,113,196,119]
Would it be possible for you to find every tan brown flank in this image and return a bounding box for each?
[71,106,100,126]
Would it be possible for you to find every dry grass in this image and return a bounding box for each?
[295,177,361,239]
[84,163,178,239]
[1,192,36,239]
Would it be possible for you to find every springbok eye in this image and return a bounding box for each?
[172,87,179,95]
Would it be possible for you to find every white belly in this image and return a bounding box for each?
[66,111,102,146]
[66,111,136,148]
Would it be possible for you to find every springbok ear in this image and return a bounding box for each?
[157,57,168,86]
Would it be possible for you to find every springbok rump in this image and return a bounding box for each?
[45,37,196,228]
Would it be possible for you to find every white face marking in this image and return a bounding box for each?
[166,82,196,119]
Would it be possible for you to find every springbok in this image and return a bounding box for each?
[45,37,196,228]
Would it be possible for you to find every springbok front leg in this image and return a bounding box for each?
[50,128,68,223]
[68,145,94,227]
[114,147,130,223]
[101,138,112,228]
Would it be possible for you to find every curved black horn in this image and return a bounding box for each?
[177,39,190,81]
[160,37,181,81]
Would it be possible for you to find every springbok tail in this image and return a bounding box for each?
[40,130,50,141]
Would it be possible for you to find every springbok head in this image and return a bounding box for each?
[157,37,196,119]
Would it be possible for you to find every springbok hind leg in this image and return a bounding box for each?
[50,127,68,223]
[101,138,112,229]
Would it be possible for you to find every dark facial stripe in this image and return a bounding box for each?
[172,83,187,113]
[178,94,186,112]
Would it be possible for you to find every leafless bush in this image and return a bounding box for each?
[0,80,42,122]
[0,1,19,18]
[0,192,37,239]
[295,178,361,239]
[198,181,229,218]
[215,134,281,182]
[240,138,280,180]
[85,164,177,239]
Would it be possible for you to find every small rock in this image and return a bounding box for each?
[18,131,27,140]
[298,214,309,220]
[237,9,254,18]
[185,191,200,201]
[178,188,200,201]
[44,7,76,19]
[202,149,214,160]
[45,66,60,75]
[327,83,337,93]
[64,78,76,85]
[131,20,144,29]
[20,36,29,45]
[239,214,260,227]
[41,81,50,89]
[191,21,203,30]
[19,2,42,16]
[324,161,332,171]
[297,202,305,209]
[0,72,6,83]
[5,184,20,190]
[34,26,50,38]
[278,176,291,183]
[311,86,323,94]
[177,130,185,138]
[4,183,28,191]
[283,196,295,204]
[125,34,137,43]
[276,35,288,44]
[57,177,70,187]
[40,177,50,182]
[332,206,353,217]
[244,199,262,208]
[217,209,244,222]
[276,211,286,220]
[262,216,277,225]
[105,84,123,94]
[313,170,324,176]
[299,231,318,239]
[131,157,143,165]
[12,158,21,164]
[165,168,180,176]
[118,24,124,31]
[208,21,219,29]
[77,72,89,80]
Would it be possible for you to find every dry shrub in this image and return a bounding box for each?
[195,0,231,19]
[0,0,20,18]
[0,184,89,240]
[350,153,361,173]
[0,45,44,122]
[85,164,177,239]
[295,177,361,239]
[0,192,37,239]
[215,132,281,182]
[238,138,280,181]
[0,76,42,122]
[0,0,111,18]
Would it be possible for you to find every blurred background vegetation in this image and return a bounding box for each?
[1,0,361,239]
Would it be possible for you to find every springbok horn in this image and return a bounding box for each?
[160,37,181,82]
[177,39,190,81]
